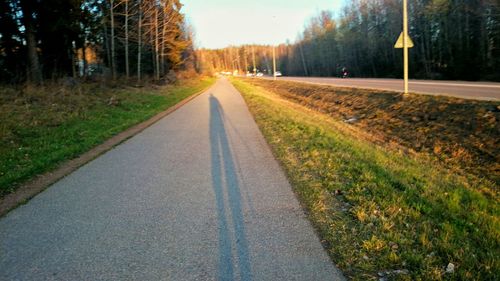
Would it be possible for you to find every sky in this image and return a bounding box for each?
[181,0,345,49]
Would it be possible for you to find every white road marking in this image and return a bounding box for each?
[299,78,500,89]
[410,81,500,88]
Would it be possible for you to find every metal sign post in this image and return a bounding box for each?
[403,0,409,94]
[394,0,413,94]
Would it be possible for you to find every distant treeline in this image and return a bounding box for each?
[199,0,500,81]
[0,0,195,84]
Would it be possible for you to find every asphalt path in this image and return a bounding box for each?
[0,78,344,281]
[265,76,500,101]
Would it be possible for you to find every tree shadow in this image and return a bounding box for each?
[209,94,252,281]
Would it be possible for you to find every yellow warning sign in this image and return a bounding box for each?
[394,32,414,48]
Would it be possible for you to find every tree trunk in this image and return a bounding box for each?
[161,4,170,77]
[244,48,248,73]
[124,0,129,78]
[82,43,88,77]
[71,46,76,78]
[137,0,142,83]
[154,8,160,80]
[298,42,309,76]
[20,0,42,84]
[102,21,110,70]
[110,0,116,79]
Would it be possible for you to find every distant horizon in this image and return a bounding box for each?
[181,0,345,49]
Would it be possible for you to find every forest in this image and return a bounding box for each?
[0,0,195,84]
[199,0,500,81]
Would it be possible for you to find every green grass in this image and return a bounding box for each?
[0,77,215,196]
[231,79,499,280]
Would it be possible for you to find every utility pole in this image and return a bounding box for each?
[403,0,409,94]
[272,45,276,80]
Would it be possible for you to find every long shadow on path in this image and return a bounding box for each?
[209,94,253,281]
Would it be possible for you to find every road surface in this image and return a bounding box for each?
[265,76,500,101]
[0,78,344,281]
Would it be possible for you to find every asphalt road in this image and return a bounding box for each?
[266,76,500,101]
[0,78,344,281]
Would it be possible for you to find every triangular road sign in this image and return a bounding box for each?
[394,32,414,48]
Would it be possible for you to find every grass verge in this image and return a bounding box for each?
[0,77,215,196]
[231,78,499,280]
[242,78,499,185]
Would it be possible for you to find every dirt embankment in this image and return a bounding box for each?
[245,79,500,185]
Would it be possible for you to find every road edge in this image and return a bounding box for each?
[261,77,499,101]
[0,82,214,217]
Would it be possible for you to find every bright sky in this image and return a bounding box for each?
[181,0,345,49]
